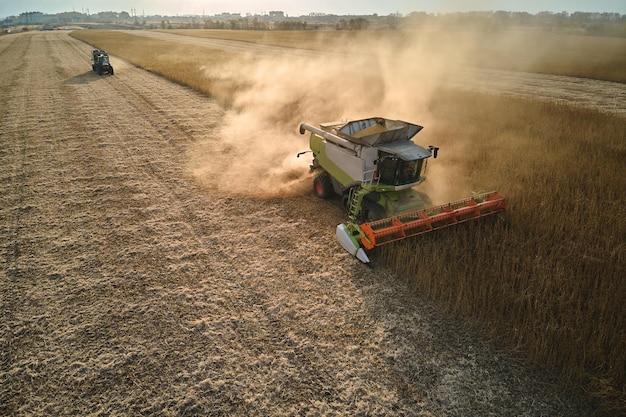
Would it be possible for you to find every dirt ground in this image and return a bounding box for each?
[1,31,594,416]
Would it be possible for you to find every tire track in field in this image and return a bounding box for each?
[0,32,89,415]
[0,33,29,274]
[90,63,407,413]
[54,35,409,414]
[0,32,396,414]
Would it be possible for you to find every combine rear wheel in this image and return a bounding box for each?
[313,173,333,199]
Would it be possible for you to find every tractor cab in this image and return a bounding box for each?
[91,50,114,75]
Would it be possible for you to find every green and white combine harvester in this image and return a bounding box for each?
[298,117,505,265]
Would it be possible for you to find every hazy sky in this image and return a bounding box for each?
[2,0,625,19]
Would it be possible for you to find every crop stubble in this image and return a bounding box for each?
[1,31,593,416]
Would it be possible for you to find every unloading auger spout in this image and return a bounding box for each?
[296,117,505,265]
[299,123,361,153]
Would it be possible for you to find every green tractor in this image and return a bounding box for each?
[298,117,505,265]
[91,49,114,76]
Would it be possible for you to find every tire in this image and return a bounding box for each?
[313,173,333,199]
[362,202,387,222]
[98,67,102,76]
[342,193,351,210]
[110,67,114,75]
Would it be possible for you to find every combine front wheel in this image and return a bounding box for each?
[362,202,386,222]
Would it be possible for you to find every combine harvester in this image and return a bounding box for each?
[298,117,505,265]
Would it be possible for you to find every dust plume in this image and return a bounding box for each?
[190,28,481,199]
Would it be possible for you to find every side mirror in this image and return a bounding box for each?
[429,146,439,159]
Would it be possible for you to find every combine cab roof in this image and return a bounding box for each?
[377,140,431,160]
[320,117,423,146]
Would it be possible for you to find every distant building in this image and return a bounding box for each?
[269,11,285,19]
[216,12,241,19]
[20,11,44,24]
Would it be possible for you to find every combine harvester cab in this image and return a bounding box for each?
[298,117,505,265]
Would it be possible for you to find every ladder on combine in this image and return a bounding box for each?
[336,191,506,265]
[347,187,369,221]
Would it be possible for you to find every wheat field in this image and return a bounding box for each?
[380,90,626,415]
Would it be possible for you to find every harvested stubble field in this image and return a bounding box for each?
[1,28,624,416]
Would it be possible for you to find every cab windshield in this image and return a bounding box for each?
[378,157,424,186]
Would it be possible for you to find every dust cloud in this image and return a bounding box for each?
[190,28,482,199]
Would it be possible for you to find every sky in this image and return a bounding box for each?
[2,0,625,19]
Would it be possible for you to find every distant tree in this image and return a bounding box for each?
[351,17,368,30]
[95,11,118,23]
[491,10,510,24]
[406,11,432,26]
[336,17,369,30]
[510,11,533,25]
[385,14,401,30]
[249,17,269,30]
[57,11,83,24]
